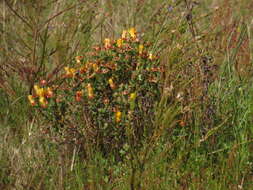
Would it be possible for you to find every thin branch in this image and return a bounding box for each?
[4,0,33,30]
[38,0,88,33]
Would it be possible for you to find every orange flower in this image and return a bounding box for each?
[87,83,94,99]
[28,95,36,106]
[45,87,53,98]
[40,80,47,86]
[75,90,83,102]
[115,110,122,123]
[108,78,116,89]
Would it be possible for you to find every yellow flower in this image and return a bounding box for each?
[139,44,144,55]
[148,53,153,60]
[104,38,111,49]
[115,110,122,123]
[64,67,76,78]
[34,85,39,93]
[34,85,44,97]
[87,83,94,99]
[121,30,128,39]
[108,78,116,89]
[28,95,36,106]
[39,96,48,108]
[75,56,82,64]
[116,39,123,48]
[92,63,99,72]
[129,92,136,101]
[129,28,137,38]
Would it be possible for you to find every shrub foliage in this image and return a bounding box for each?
[28,28,163,155]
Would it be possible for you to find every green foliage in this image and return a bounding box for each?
[1,0,253,189]
[29,29,163,156]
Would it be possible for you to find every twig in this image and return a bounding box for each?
[38,0,88,33]
[4,0,33,30]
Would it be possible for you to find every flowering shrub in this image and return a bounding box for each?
[28,28,163,155]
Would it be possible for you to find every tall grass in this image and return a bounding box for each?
[1,0,253,189]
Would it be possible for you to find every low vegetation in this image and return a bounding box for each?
[1,0,253,189]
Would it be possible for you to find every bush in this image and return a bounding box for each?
[28,28,163,156]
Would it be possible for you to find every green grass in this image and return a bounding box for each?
[1,0,253,189]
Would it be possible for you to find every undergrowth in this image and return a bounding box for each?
[1,0,253,189]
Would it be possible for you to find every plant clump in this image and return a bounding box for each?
[28,28,163,156]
